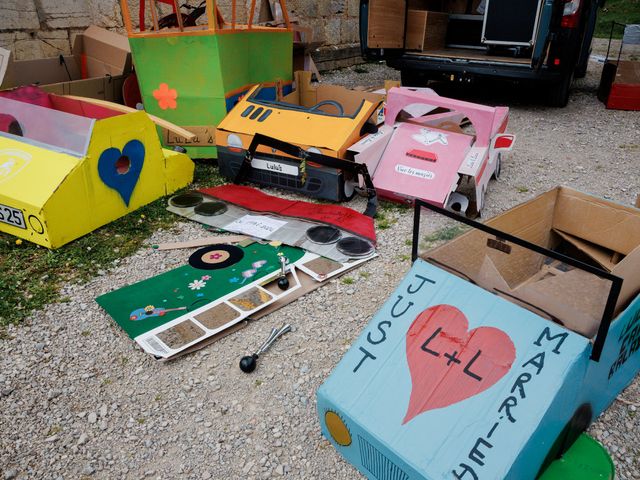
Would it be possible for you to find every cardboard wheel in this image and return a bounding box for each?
[189,244,244,270]
[492,153,502,179]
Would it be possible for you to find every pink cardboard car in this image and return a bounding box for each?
[350,87,515,216]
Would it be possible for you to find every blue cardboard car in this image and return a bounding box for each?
[318,187,640,479]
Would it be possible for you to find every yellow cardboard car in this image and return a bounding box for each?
[0,88,193,248]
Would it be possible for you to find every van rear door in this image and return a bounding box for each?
[366,0,407,49]
[532,0,556,69]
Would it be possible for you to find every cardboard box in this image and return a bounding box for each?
[317,189,640,479]
[0,26,131,103]
[282,71,386,129]
[427,187,640,337]
[405,10,449,51]
[318,259,594,479]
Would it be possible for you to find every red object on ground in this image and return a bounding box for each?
[606,61,640,111]
[201,184,376,243]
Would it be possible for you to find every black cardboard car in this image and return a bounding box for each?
[360,0,602,106]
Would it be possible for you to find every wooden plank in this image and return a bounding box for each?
[368,0,407,49]
[410,47,531,64]
[153,235,250,251]
[405,10,448,51]
[62,95,197,140]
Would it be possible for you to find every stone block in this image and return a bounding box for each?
[11,30,71,60]
[38,0,92,29]
[341,17,358,44]
[293,0,318,18]
[347,0,359,17]
[322,17,342,43]
[88,0,123,28]
[0,0,40,30]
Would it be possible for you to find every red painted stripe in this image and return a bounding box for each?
[200,184,376,243]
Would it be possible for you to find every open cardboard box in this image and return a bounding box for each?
[0,26,131,103]
[425,186,640,339]
[282,70,386,128]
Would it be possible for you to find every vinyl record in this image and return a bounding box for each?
[169,191,204,208]
[194,201,227,216]
[336,237,374,258]
[306,225,342,245]
[189,244,244,270]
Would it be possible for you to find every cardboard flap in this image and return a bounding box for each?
[1,56,82,89]
[612,245,640,313]
[72,26,131,77]
[0,47,10,86]
[554,229,619,272]
[553,187,640,256]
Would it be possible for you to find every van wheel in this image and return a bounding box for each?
[401,69,426,87]
[548,71,574,108]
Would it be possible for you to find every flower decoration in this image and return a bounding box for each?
[188,279,207,290]
[201,275,211,281]
[152,83,178,110]
[242,269,257,279]
[252,260,267,269]
[144,305,155,313]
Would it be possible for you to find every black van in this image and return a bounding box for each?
[360,0,601,106]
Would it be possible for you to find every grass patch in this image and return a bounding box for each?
[341,276,355,285]
[516,186,529,193]
[0,161,223,326]
[47,425,62,436]
[595,0,640,39]
[359,271,371,279]
[354,66,368,74]
[421,225,469,251]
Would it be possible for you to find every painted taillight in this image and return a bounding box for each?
[561,0,581,28]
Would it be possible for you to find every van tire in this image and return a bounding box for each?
[401,69,426,87]
[548,71,574,108]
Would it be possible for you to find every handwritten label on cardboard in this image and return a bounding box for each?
[164,125,216,147]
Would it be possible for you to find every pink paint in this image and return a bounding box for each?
[373,124,474,208]
[403,304,515,424]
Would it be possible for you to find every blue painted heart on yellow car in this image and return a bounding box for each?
[97,139,145,206]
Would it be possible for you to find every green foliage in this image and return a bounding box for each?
[420,225,469,251]
[595,0,640,39]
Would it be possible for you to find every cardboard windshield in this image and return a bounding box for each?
[412,189,632,361]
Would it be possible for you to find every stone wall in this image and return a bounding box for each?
[0,0,362,69]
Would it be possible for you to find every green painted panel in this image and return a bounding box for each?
[248,32,293,84]
[129,30,292,158]
[96,242,304,339]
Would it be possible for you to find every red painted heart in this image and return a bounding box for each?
[403,304,515,424]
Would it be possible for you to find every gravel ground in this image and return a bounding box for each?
[1,56,640,480]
